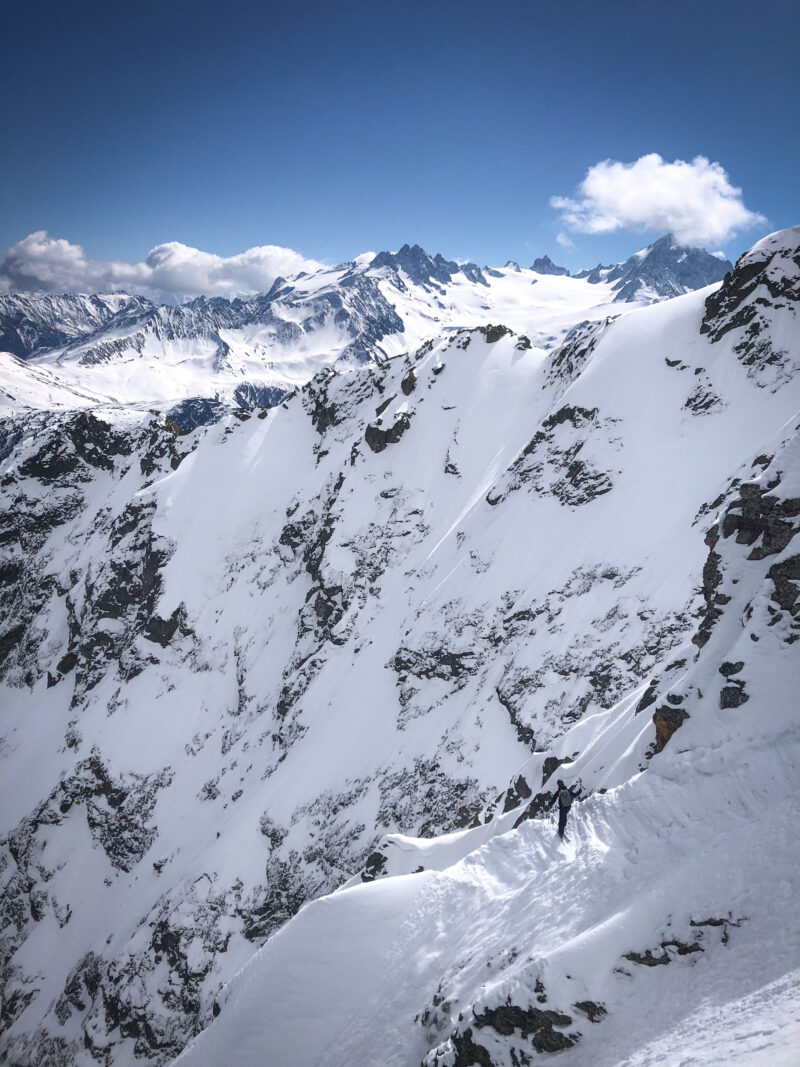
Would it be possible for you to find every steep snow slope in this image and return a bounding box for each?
[0,228,797,1066]
[176,539,800,1067]
[171,230,799,1067]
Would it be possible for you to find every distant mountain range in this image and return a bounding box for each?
[0,235,732,431]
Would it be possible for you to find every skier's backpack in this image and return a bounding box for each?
[559,788,572,808]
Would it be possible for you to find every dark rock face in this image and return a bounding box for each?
[622,917,739,974]
[693,526,726,650]
[400,368,417,395]
[541,756,574,785]
[460,262,490,286]
[369,244,488,289]
[495,684,537,749]
[0,752,173,1036]
[531,255,570,277]
[473,1003,575,1052]
[483,324,512,343]
[447,1027,495,1067]
[574,1001,607,1022]
[544,319,607,391]
[769,554,800,618]
[0,293,143,358]
[500,774,533,813]
[393,645,480,685]
[17,411,133,482]
[302,365,386,440]
[371,244,456,287]
[425,991,579,1066]
[650,704,689,753]
[167,397,229,432]
[39,875,247,1065]
[364,412,411,453]
[0,411,191,693]
[720,683,749,709]
[382,761,485,837]
[487,404,618,507]
[357,761,488,881]
[695,472,800,649]
[336,271,407,350]
[701,227,800,388]
[231,383,286,411]
[635,679,659,714]
[685,379,724,416]
[718,660,750,708]
[624,940,701,966]
[302,369,345,434]
[721,482,798,560]
[476,563,685,756]
[719,661,744,677]
[360,851,388,882]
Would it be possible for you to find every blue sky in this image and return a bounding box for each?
[1,0,798,290]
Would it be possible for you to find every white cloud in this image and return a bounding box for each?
[555,232,574,248]
[353,251,376,268]
[0,231,325,300]
[551,154,766,246]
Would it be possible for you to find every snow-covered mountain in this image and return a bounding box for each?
[0,236,731,427]
[0,293,144,359]
[0,226,797,1067]
[575,233,731,302]
[530,254,570,277]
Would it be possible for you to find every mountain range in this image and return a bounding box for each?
[0,235,730,429]
[0,226,797,1067]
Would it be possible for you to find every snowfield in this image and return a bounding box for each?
[0,228,797,1067]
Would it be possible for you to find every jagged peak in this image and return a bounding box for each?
[531,254,570,277]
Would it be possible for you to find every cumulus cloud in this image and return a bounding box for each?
[0,231,325,300]
[551,154,766,246]
[555,232,574,248]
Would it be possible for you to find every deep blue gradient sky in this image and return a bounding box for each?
[2,0,798,272]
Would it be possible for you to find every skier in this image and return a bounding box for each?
[547,778,580,839]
